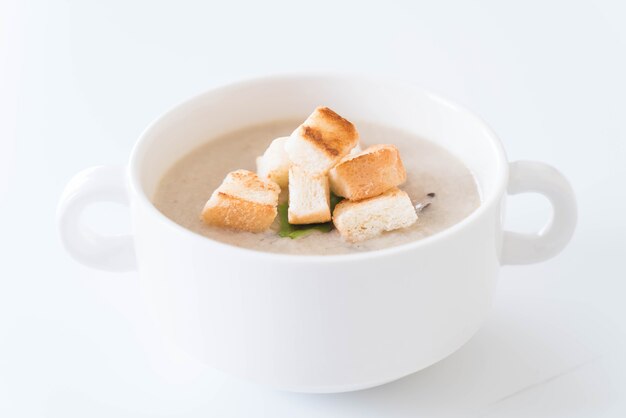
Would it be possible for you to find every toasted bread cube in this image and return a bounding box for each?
[201,170,280,232]
[285,106,359,174]
[329,144,407,201]
[332,188,417,242]
[256,137,291,188]
[288,166,331,224]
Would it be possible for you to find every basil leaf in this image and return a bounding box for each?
[330,192,343,212]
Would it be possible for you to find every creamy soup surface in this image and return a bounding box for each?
[153,119,481,255]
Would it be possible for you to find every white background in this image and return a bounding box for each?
[1,0,625,417]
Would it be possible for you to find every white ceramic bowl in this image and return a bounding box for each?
[57,74,577,393]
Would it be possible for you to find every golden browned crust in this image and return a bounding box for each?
[299,106,359,159]
[288,208,331,224]
[333,187,401,212]
[330,144,407,200]
[228,169,281,195]
[316,106,351,125]
[301,126,338,156]
[201,193,277,232]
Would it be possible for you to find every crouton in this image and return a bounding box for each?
[332,188,417,242]
[285,107,359,174]
[329,144,407,201]
[288,166,331,224]
[256,137,291,188]
[201,170,280,232]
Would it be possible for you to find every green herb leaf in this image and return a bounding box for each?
[277,193,344,239]
[330,192,343,212]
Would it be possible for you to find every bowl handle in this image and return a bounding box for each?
[56,165,137,272]
[501,160,577,265]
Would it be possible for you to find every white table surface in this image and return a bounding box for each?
[2,1,625,416]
